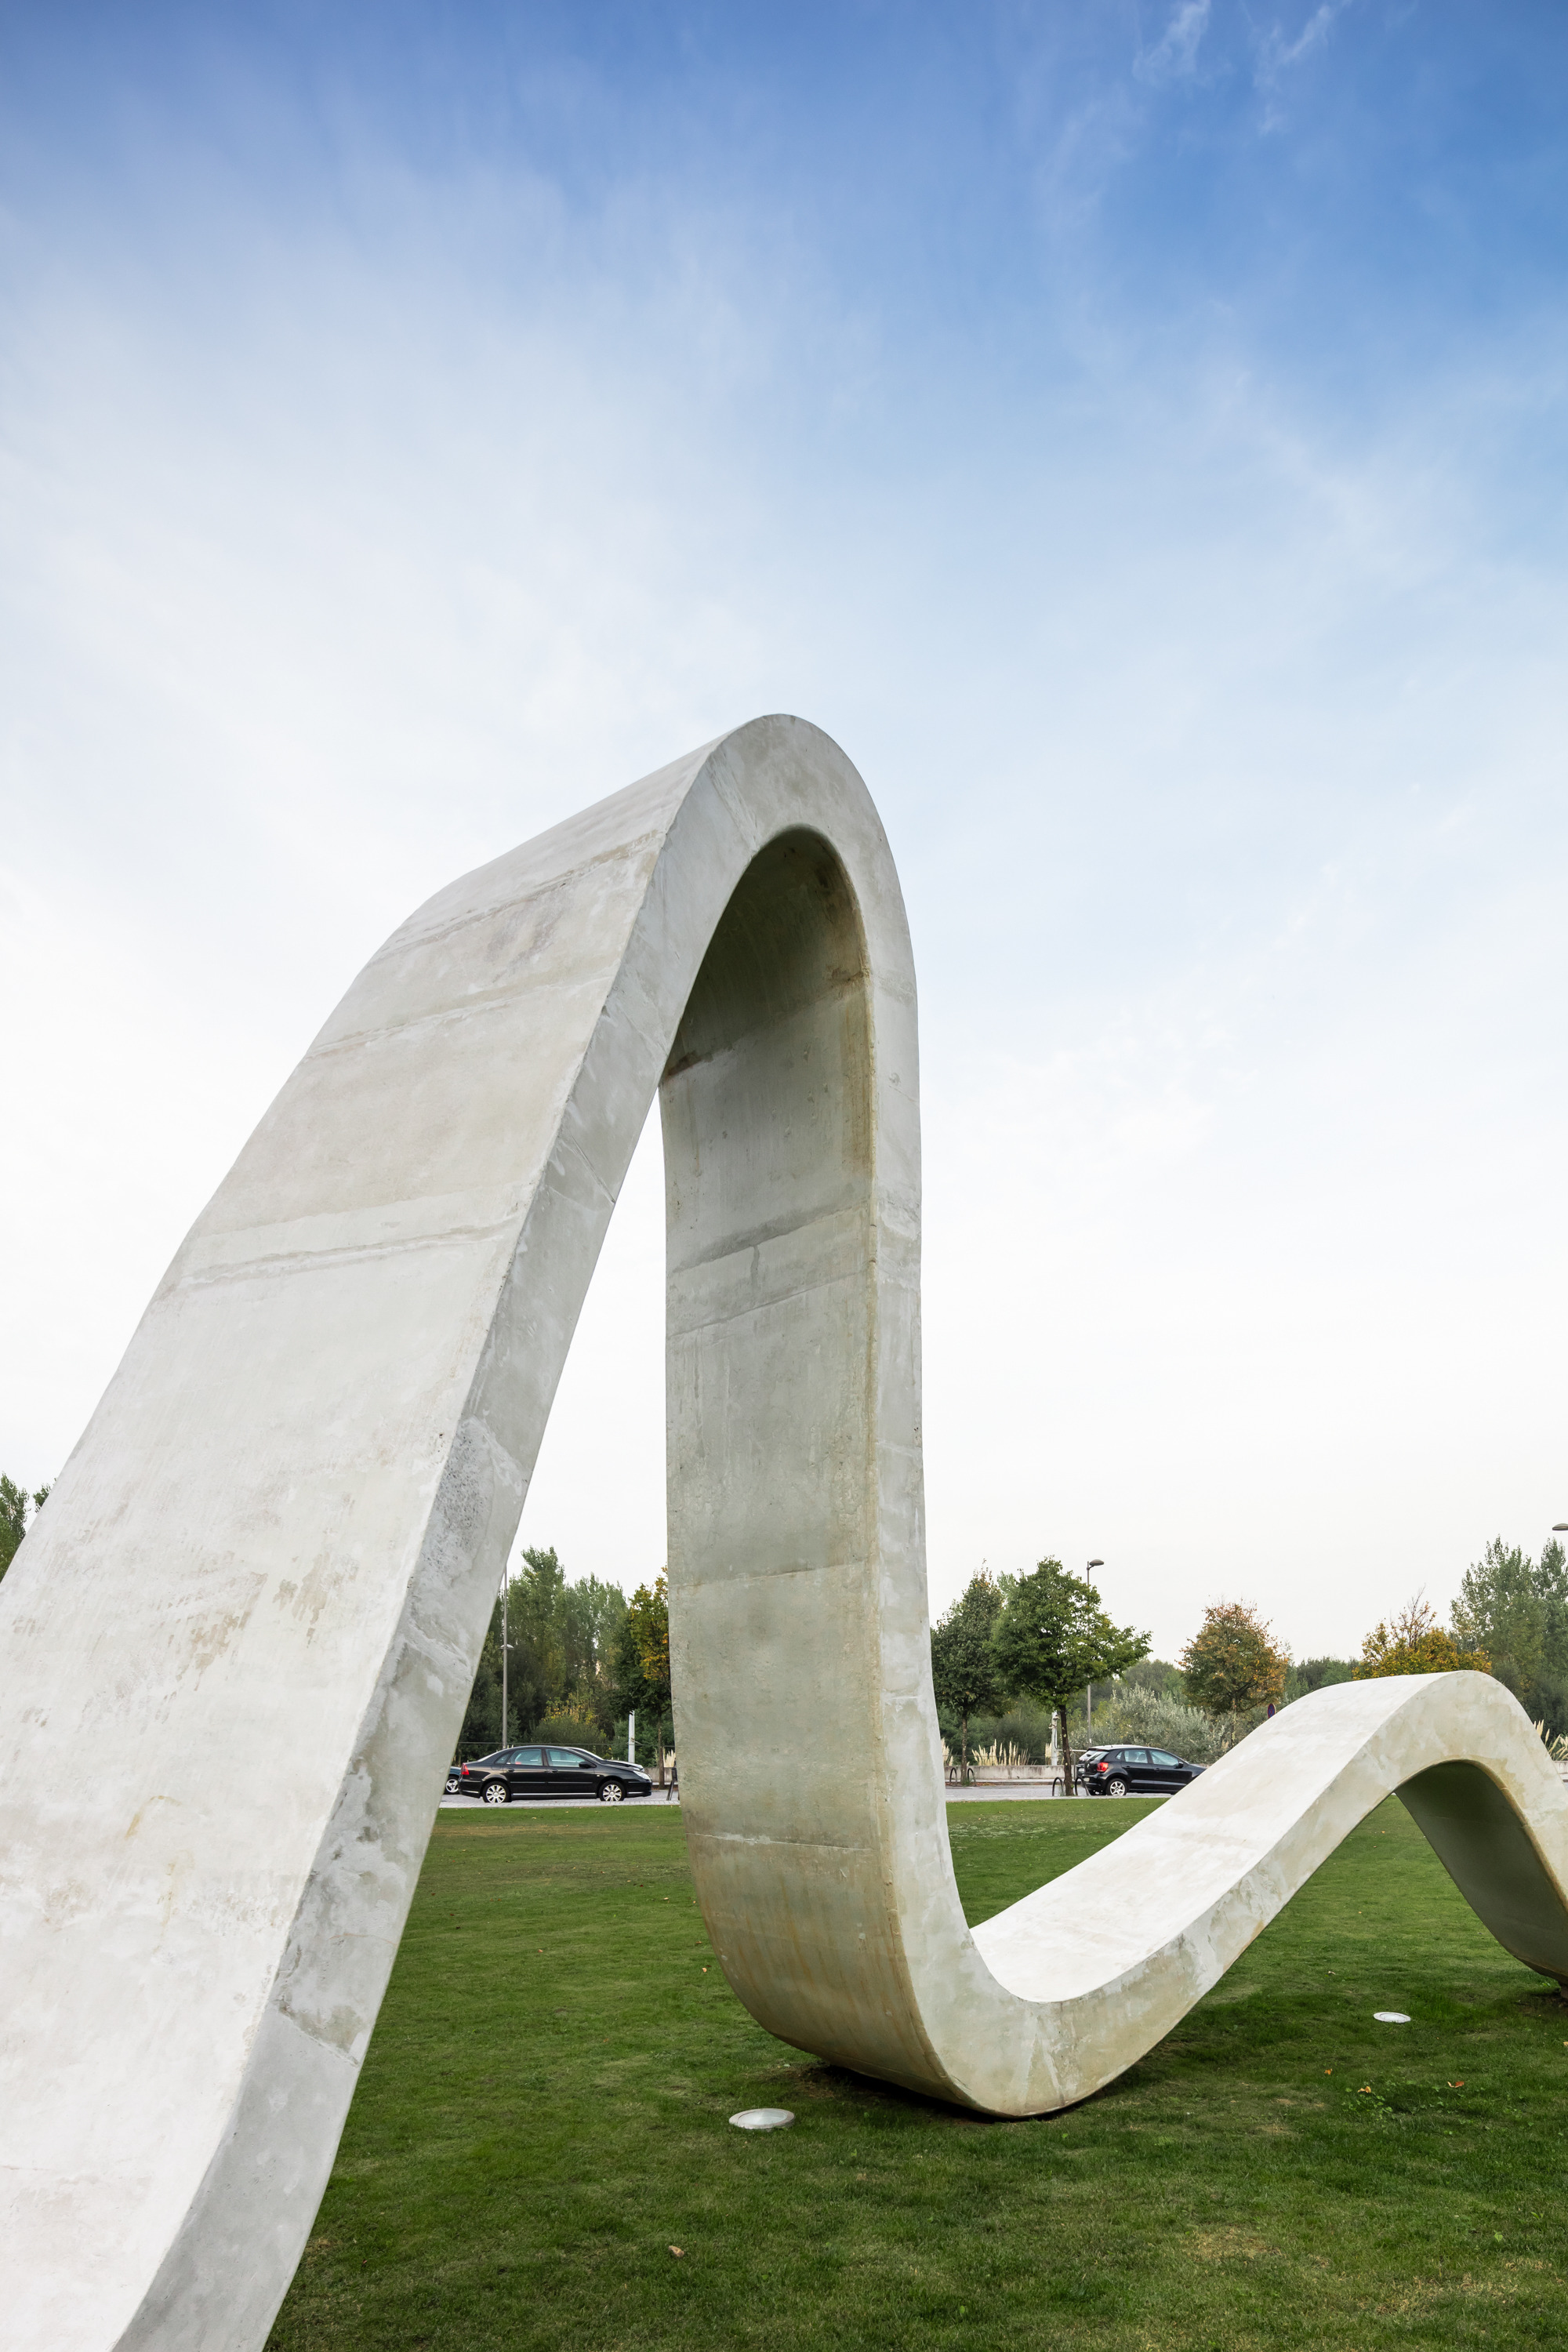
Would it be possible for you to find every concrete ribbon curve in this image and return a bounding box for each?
[2,717,1566,2350]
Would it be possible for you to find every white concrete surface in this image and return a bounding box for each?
[3,716,1566,2350]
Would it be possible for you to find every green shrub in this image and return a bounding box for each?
[534,1715,606,1753]
[1092,1690,1229,1766]
[1119,1657,1187,1702]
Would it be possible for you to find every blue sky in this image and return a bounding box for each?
[5,2,1568,1658]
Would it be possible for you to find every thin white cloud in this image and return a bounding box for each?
[1136,0,1214,85]
[1257,0,1357,89]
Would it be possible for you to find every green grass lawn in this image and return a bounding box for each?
[267,1795,1568,2352]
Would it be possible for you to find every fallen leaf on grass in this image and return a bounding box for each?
[669,2246,684,2258]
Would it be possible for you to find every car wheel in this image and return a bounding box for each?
[445,1774,461,1794]
[598,1780,625,1804]
[1105,1775,1130,1797]
[481,1780,510,1805]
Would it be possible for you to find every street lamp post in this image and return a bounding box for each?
[498,1567,519,1751]
[1065,1558,1107,1799]
[1083,1560,1105,1744]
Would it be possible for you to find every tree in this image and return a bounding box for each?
[991,1559,1150,1793]
[1287,1655,1357,1700]
[0,1477,48,1584]
[1450,1538,1568,1727]
[626,1574,670,1694]
[1357,1594,1487,1679]
[0,1478,27,1580]
[612,1574,673,1780]
[1534,1537,1568,1733]
[506,1545,568,1736]
[559,1574,629,1713]
[930,1572,1006,1782]
[1180,1601,1287,1748]
[454,1548,630,1759]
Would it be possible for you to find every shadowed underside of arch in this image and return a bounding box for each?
[2,717,1567,2351]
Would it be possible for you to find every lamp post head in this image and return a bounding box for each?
[1087,1558,1104,1569]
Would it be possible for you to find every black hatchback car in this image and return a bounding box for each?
[449,1745,654,1804]
[1075,1744,1203,1797]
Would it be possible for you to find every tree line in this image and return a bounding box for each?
[931,1530,1568,1783]
[7,1464,1563,1766]
[455,1546,674,1772]
[0,1477,49,1582]
[1349,1537,1568,1738]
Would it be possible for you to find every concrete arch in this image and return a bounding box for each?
[2,717,1567,2350]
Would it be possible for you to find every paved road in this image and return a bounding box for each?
[439,1791,681,1809]
[438,1783,1098,1812]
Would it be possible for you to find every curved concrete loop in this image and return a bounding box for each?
[1,716,1565,2349]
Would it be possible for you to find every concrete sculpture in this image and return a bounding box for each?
[3,716,1566,2351]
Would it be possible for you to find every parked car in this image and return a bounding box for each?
[452,1745,654,1804]
[1074,1744,1203,1797]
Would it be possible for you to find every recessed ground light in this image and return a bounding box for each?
[1373,2011,1410,2024]
[729,2107,795,2130]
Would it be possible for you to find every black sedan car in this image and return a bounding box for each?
[1074,1744,1203,1797]
[450,1745,654,1804]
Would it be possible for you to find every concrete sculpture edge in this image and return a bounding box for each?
[2,717,1566,2351]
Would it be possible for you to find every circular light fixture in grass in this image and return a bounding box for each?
[1373,2011,1411,2024]
[729,2107,795,2131]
